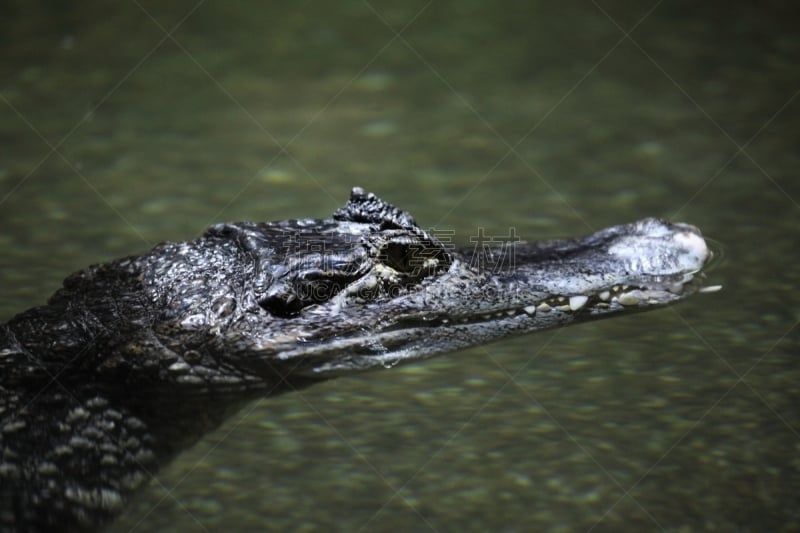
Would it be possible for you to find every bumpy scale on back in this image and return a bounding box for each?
[0,188,717,531]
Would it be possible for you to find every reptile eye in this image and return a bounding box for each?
[382,242,416,273]
[381,240,448,277]
[259,291,303,318]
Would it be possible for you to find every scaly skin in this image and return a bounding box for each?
[0,188,715,532]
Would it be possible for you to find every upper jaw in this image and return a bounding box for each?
[403,217,714,318]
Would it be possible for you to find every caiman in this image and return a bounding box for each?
[0,188,717,532]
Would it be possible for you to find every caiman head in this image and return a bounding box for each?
[0,187,718,532]
[139,187,716,385]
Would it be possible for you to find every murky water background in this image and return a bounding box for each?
[1,1,798,531]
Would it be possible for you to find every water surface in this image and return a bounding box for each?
[1,1,798,531]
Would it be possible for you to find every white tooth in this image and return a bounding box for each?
[523,305,537,316]
[569,295,588,311]
[599,291,610,301]
[557,305,572,312]
[617,292,640,306]
[698,284,723,294]
[168,361,190,372]
[537,302,552,312]
[506,310,516,316]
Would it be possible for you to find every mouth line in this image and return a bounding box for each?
[393,274,713,329]
[285,273,718,375]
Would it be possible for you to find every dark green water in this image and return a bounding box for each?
[1,1,798,531]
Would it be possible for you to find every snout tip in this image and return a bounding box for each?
[672,225,710,269]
